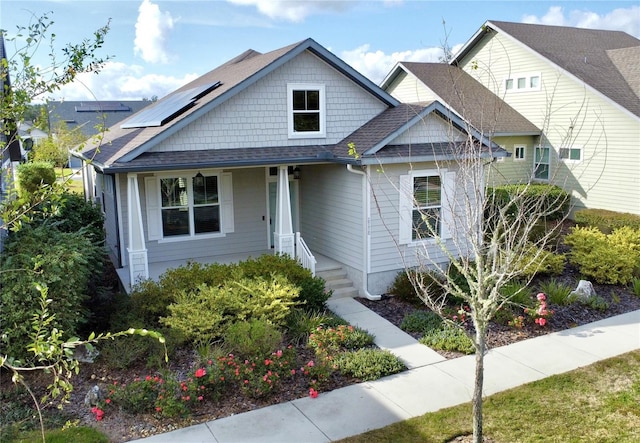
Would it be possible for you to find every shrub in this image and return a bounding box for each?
[574,208,640,233]
[499,280,532,307]
[487,184,570,221]
[285,308,333,346]
[223,319,283,359]
[240,254,330,311]
[50,191,105,243]
[539,278,576,306]
[564,226,640,285]
[632,278,640,298]
[16,161,57,195]
[161,275,299,346]
[419,324,475,354]
[389,270,445,305]
[400,310,443,333]
[308,324,374,356]
[130,254,328,326]
[335,349,405,381]
[515,244,565,279]
[0,224,100,360]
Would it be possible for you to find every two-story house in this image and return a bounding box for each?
[75,38,505,296]
[449,21,639,214]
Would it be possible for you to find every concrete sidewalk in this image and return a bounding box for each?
[132,300,640,443]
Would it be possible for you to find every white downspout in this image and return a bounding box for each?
[346,164,381,301]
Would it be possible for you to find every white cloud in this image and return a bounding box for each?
[523,5,640,37]
[50,61,198,101]
[341,44,460,85]
[227,0,351,22]
[134,0,176,64]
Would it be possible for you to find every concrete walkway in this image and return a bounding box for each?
[132,300,640,443]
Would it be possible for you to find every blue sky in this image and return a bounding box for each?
[2,0,639,102]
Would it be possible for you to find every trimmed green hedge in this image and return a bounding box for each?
[487,184,570,220]
[16,161,57,195]
[574,208,640,233]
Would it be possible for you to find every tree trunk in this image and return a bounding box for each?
[473,327,486,443]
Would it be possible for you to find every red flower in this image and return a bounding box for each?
[105,398,111,404]
[194,368,207,378]
[309,388,319,398]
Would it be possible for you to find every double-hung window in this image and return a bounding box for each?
[534,145,550,180]
[160,175,220,237]
[399,170,454,244]
[412,175,442,240]
[514,145,526,161]
[145,171,234,241]
[287,83,325,138]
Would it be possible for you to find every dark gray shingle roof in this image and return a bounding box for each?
[482,21,640,117]
[394,62,539,135]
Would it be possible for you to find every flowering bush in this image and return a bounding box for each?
[524,292,554,327]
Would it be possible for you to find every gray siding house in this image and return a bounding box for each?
[75,38,504,297]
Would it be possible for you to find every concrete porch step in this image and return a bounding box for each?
[330,286,360,299]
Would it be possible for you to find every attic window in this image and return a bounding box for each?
[504,73,541,92]
[287,83,326,139]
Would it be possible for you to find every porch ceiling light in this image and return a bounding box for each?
[293,167,301,180]
[195,171,204,186]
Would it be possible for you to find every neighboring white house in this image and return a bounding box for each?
[449,20,640,215]
[74,38,505,296]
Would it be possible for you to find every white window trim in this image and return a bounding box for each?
[559,145,583,164]
[504,72,541,93]
[514,145,526,162]
[287,83,326,139]
[399,169,454,245]
[145,170,234,243]
[533,145,550,181]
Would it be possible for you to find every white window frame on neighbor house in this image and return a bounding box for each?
[534,145,550,181]
[514,145,526,161]
[287,83,326,139]
[559,145,582,163]
[399,169,454,244]
[144,170,234,242]
[504,73,541,92]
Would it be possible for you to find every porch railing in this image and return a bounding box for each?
[295,232,316,276]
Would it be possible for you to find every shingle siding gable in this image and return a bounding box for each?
[148,51,388,153]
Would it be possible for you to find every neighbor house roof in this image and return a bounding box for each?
[454,20,640,117]
[381,62,540,136]
[77,38,399,170]
[47,100,152,139]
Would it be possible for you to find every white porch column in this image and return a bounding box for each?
[127,173,149,286]
[274,165,295,256]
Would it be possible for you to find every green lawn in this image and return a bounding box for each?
[55,167,83,194]
[339,350,640,443]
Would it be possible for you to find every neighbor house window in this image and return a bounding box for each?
[287,83,325,138]
[505,73,541,92]
[534,145,550,180]
[514,145,526,161]
[559,146,582,163]
[412,174,442,240]
[160,175,220,237]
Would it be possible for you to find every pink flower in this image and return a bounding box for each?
[198,396,203,401]
[535,318,547,326]
[264,359,272,366]
[291,369,296,375]
[276,349,283,358]
[537,293,546,301]
[105,399,111,404]
[156,406,162,412]
[307,360,315,367]
[195,368,206,378]
[309,388,319,398]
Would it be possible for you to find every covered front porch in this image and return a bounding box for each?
[116,250,340,294]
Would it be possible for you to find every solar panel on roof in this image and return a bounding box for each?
[76,103,132,112]
[120,81,221,129]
